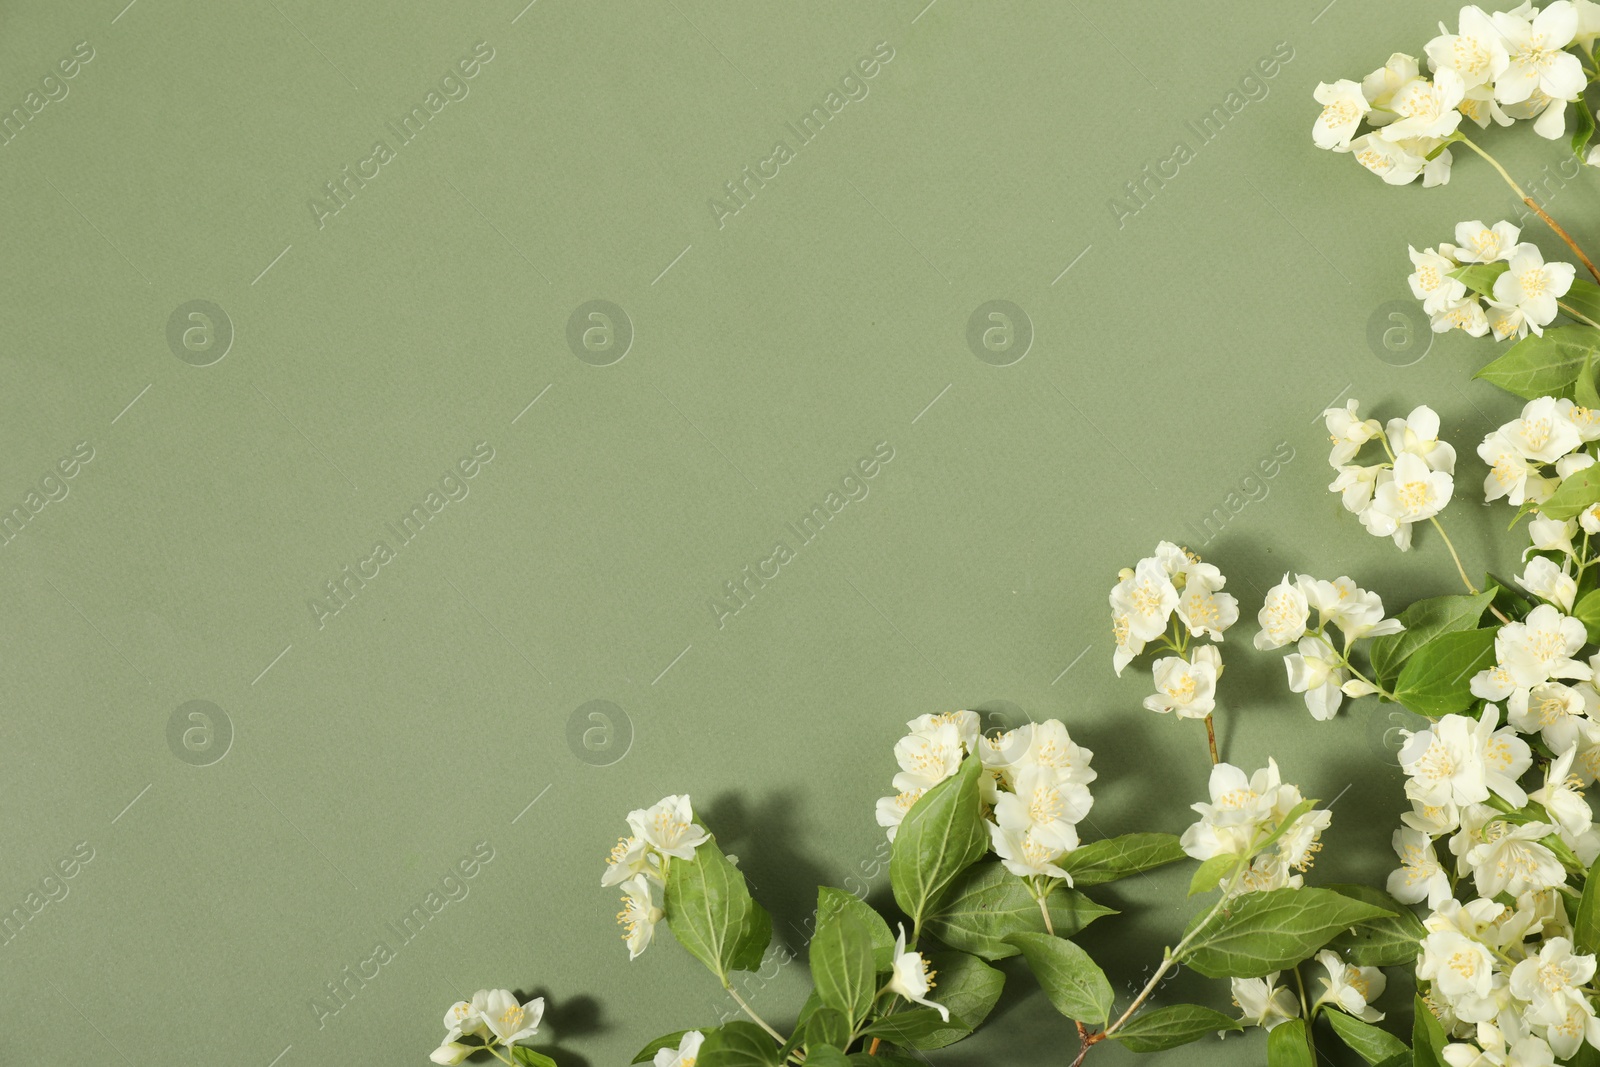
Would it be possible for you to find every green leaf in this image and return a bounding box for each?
[633,1032,693,1064]
[1376,1055,1411,1067]
[1574,94,1597,160]
[511,1050,559,1067]
[1188,853,1238,897]
[801,1006,850,1052]
[1005,932,1114,1026]
[1474,324,1600,400]
[1182,887,1393,979]
[1392,628,1498,717]
[849,1055,920,1067]
[1110,1004,1241,1052]
[1058,832,1187,886]
[810,895,876,1024]
[904,950,1005,1050]
[801,1048,850,1067]
[1368,590,1495,685]
[1449,261,1508,297]
[663,837,773,982]
[889,757,989,927]
[922,861,1115,959]
[698,1021,782,1067]
[1575,853,1600,953]
[1574,589,1600,645]
[1324,884,1428,968]
[860,1008,954,1045]
[1545,464,1600,521]
[816,887,895,972]
[1267,1018,1314,1067]
[1413,994,1448,1067]
[1327,1009,1408,1065]
[1580,350,1600,409]
[1572,282,1600,330]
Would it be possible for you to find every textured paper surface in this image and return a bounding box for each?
[0,1,1587,1064]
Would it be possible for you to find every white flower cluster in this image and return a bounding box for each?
[1324,400,1456,550]
[600,794,711,960]
[1480,395,1600,507]
[429,989,545,1065]
[1409,220,1577,339]
[1109,541,1239,721]
[874,711,1097,883]
[1470,606,1600,757]
[1180,759,1332,895]
[1231,952,1388,1033]
[1312,2,1598,186]
[1255,573,1403,720]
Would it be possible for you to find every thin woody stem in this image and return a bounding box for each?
[1456,134,1600,286]
[1429,516,1478,595]
[1203,713,1219,765]
[726,984,785,1044]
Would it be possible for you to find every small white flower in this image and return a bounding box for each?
[481,989,544,1045]
[1465,819,1564,897]
[1231,973,1300,1031]
[1487,299,1531,341]
[1315,950,1386,1022]
[1505,396,1583,463]
[1349,132,1430,185]
[654,1031,706,1067]
[1387,405,1457,472]
[627,796,711,860]
[888,925,950,1022]
[1479,429,1545,505]
[1410,246,1469,313]
[995,764,1093,835]
[1510,937,1596,1028]
[875,788,923,842]
[1371,452,1454,528]
[1583,502,1600,535]
[987,819,1075,881]
[1557,397,1600,442]
[430,1042,473,1065]
[1388,827,1452,908]
[602,835,657,888]
[1379,71,1466,142]
[1527,516,1578,557]
[1531,746,1594,839]
[1177,581,1238,641]
[1255,574,1311,650]
[1508,681,1587,752]
[1144,646,1221,719]
[1425,8,1510,91]
[1305,576,1404,640]
[1401,713,1489,808]
[1330,464,1384,514]
[444,991,491,1041]
[892,722,967,792]
[1362,52,1422,116]
[1492,2,1587,105]
[617,874,664,960]
[1431,295,1490,337]
[1312,79,1370,149]
[1498,604,1592,687]
[1491,244,1577,335]
[1448,219,1521,263]
[1284,636,1349,721]
[1418,928,1496,1009]
[1516,556,1578,611]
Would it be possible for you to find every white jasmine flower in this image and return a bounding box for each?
[1231,973,1300,1031]
[1330,464,1384,513]
[1387,405,1457,472]
[1557,398,1600,441]
[892,722,967,792]
[1530,746,1593,839]
[1363,52,1422,117]
[1016,719,1097,786]
[1404,799,1462,835]
[1432,295,1491,336]
[1487,300,1531,341]
[1313,79,1370,149]
[1542,999,1600,1060]
[1510,937,1596,1027]
[627,796,711,860]
[1492,2,1587,105]
[1418,928,1497,1012]
[1508,682,1588,752]
[1477,705,1535,807]
[905,710,981,754]
[1505,396,1583,463]
[1315,949,1386,1022]
[1256,574,1312,650]
[444,990,490,1040]
[654,1032,706,1067]
[1285,636,1349,721]
[1410,245,1470,313]
[1401,713,1490,807]
[1583,502,1600,535]
[1526,516,1578,558]
[1389,827,1452,908]
[1559,451,1596,480]
[875,788,923,842]
[1516,556,1578,611]
[1110,556,1179,674]
[617,874,664,960]
[1465,820,1564,897]
[1371,452,1454,538]
[1425,8,1511,91]
[988,819,1075,880]
[994,764,1093,835]
[1449,219,1521,263]
[482,989,544,1045]
[1498,604,1592,687]
[1479,430,1545,505]
[1381,71,1467,142]
[1306,576,1405,640]
[1491,245,1577,335]
[1350,132,1430,184]
[1441,1021,1555,1066]
[1145,646,1220,719]
[888,925,950,1022]
[603,835,657,888]
[1177,581,1238,641]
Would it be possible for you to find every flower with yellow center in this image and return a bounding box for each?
[1491,244,1576,336]
[1314,949,1387,1022]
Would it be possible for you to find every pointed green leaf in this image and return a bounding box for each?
[1110,1004,1241,1052]
[1188,853,1238,897]
[810,896,876,1024]
[1327,1009,1408,1064]
[903,950,1005,1050]
[1543,464,1600,521]
[801,1006,850,1052]
[815,887,896,972]
[1474,323,1600,400]
[1368,590,1494,685]
[1392,628,1498,717]
[1267,1018,1314,1067]
[1575,853,1600,954]
[1413,994,1448,1067]
[889,757,989,927]
[1574,589,1600,645]
[698,1021,783,1067]
[1449,261,1508,297]
[511,1050,559,1067]
[663,837,772,982]
[1324,884,1427,967]
[922,861,1114,959]
[1058,832,1186,886]
[861,1008,954,1045]
[1573,95,1597,161]
[1005,932,1113,1026]
[633,1031,693,1064]
[1182,887,1392,979]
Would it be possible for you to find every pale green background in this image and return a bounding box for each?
[0,1,1587,1064]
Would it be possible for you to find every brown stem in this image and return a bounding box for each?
[1203,714,1219,765]
[1526,196,1600,286]
[867,1038,881,1056]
